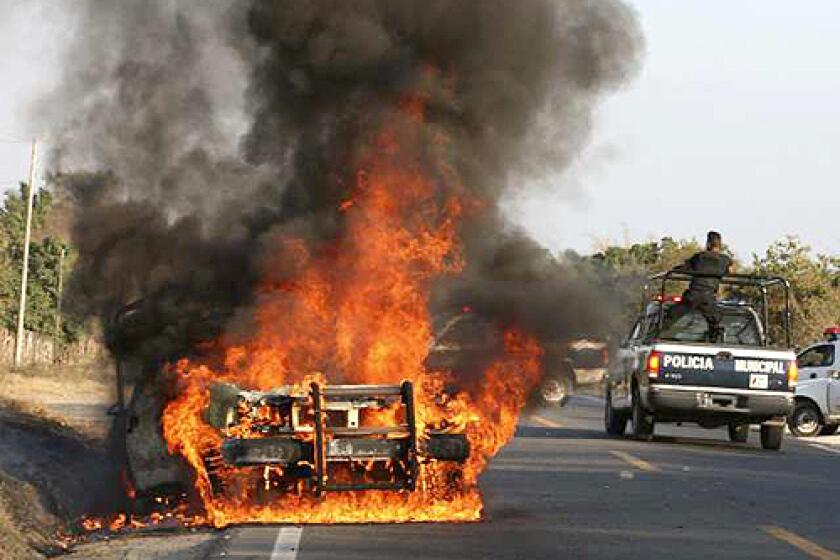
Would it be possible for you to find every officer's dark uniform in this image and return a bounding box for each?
[668,251,733,342]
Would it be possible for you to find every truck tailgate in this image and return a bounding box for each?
[651,343,795,392]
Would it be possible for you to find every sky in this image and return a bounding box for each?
[1,1,839,262]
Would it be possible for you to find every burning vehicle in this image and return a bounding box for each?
[110,107,546,525]
[54,0,642,531]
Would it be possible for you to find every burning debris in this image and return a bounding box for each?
[39,0,642,528]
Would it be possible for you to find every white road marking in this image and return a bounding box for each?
[808,443,840,455]
[271,526,303,560]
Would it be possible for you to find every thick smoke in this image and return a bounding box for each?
[40,0,642,364]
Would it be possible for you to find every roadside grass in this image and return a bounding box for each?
[0,362,116,438]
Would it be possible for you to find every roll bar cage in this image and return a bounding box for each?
[642,270,792,348]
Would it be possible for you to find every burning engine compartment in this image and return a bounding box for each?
[202,381,469,496]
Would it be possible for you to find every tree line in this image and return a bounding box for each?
[0,182,82,343]
[0,183,837,349]
[590,236,840,347]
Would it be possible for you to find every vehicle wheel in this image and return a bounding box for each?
[631,386,654,440]
[727,423,749,443]
[604,389,628,436]
[788,401,822,438]
[760,424,784,450]
[538,375,571,407]
[819,424,839,436]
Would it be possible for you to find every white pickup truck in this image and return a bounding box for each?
[787,327,840,437]
[605,271,797,450]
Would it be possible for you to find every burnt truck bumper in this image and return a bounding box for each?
[646,384,793,424]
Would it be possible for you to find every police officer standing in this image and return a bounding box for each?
[668,231,734,342]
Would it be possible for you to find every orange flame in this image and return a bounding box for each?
[160,93,543,527]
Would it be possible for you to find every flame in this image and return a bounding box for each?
[159,90,543,526]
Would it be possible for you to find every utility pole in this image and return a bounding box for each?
[13,139,37,367]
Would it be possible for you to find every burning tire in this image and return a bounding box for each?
[425,434,470,462]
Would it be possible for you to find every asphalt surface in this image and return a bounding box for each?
[209,395,840,560]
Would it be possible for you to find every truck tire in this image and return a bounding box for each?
[788,401,822,438]
[760,424,784,450]
[819,424,839,436]
[538,374,572,407]
[631,387,654,440]
[604,390,628,436]
[727,423,749,443]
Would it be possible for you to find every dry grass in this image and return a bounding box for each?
[0,471,56,560]
[0,363,116,440]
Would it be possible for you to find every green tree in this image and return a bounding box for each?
[0,183,78,341]
[752,237,840,348]
[591,237,708,331]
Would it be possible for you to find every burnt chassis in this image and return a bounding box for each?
[202,381,469,495]
[108,301,469,510]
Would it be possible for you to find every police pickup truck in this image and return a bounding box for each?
[787,327,840,437]
[605,271,797,450]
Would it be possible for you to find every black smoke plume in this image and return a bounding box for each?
[39,0,643,366]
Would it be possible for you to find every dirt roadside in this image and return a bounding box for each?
[0,366,220,559]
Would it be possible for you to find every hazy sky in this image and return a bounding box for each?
[1,1,838,261]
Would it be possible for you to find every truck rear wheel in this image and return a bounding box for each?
[727,424,749,443]
[631,387,654,440]
[760,424,783,450]
[789,401,822,438]
[604,390,628,436]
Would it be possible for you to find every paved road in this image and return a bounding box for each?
[210,395,840,560]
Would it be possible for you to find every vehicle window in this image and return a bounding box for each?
[652,305,761,346]
[797,345,835,368]
[569,348,608,368]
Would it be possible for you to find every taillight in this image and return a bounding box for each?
[646,351,662,378]
[787,361,798,388]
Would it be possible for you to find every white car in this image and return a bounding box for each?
[788,327,840,437]
[789,373,840,437]
[796,327,840,381]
